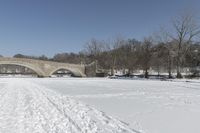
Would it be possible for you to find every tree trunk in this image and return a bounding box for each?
[144,69,148,78]
[127,68,131,77]
[111,67,114,76]
[157,65,160,77]
[110,55,116,76]
[176,56,182,78]
[168,52,173,79]
[176,40,183,78]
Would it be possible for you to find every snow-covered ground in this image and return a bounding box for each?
[0,78,136,133]
[0,77,200,133]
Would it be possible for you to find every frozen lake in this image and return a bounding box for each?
[0,77,200,133]
[30,78,200,133]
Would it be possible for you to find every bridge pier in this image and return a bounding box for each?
[85,61,97,77]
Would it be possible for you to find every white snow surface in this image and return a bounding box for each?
[30,78,200,133]
[0,78,136,133]
[0,78,200,133]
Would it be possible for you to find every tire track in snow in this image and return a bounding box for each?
[0,79,138,133]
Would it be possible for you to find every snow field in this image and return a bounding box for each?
[31,78,200,133]
[0,78,136,133]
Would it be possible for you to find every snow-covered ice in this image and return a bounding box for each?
[0,78,136,133]
[30,78,200,133]
[0,77,200,133]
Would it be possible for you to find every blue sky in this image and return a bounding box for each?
[0,0,199,57]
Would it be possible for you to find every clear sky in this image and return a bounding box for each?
[0,0,199,57]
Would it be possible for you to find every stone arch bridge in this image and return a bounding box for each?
[0,57,96,77]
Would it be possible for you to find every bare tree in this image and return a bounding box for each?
[84,38,106,60]
[109,36,126,75]
[140,37,153,78]
[154,29,176,78]
[117,39,141,76]
[171,13,200,78]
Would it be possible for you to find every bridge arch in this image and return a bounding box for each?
[49,67,84,77]
[0,62,44,77]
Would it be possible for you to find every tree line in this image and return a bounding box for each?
[3,13,200,78]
